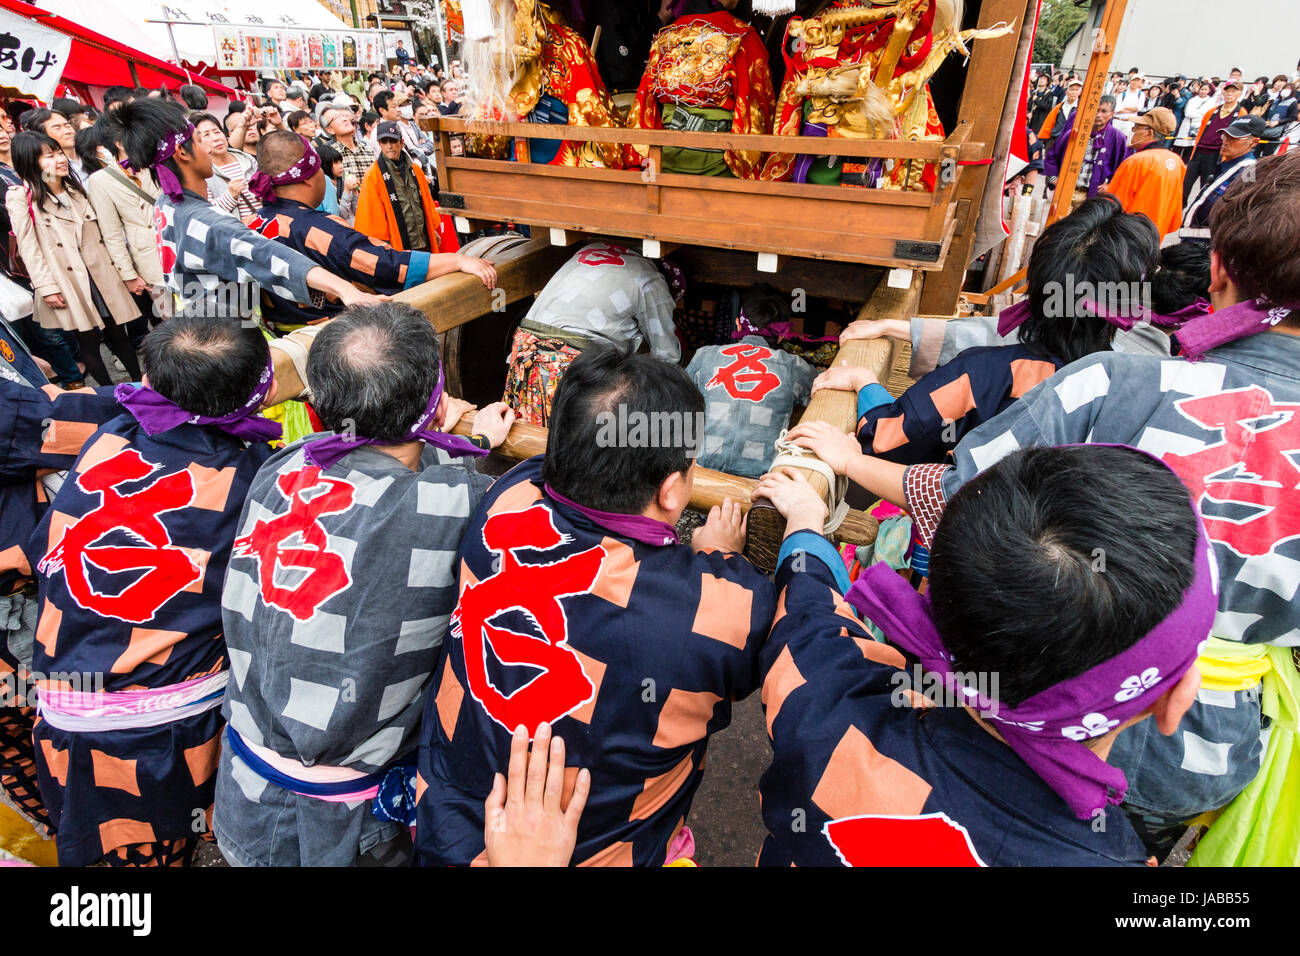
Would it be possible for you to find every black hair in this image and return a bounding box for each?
[102,98,194,191]
[11,132,86,207]
[358,110,380,136]
[1151,243,1211,316]
[140,315,270,418]
[285,109,314,133]
[75,125,105,174]
[929,446,1199,708]
[541,346,704,515]
[227,101,248,116]
[316,141,342,179]
[19,107,53,133]
[179,84,209,111]
[372,90,396,113]
[1021,193,1159,364]
[308,303,442,442]
[52,98,88,120]
[190,111,222,133]
[102,86,134,110]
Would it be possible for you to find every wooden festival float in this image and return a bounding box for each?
[387,0,1038,569]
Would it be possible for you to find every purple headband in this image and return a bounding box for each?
[844,446,1218,820]
[303,365,489,470]
[1173,297,1294,360]
[544,484,679,547]
[996,296,1147,337]
[114,356,281,443]
[121,124,194,202]
[1150,297,1212,329]
[248,136,322,204]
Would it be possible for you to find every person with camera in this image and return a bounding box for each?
[225,101,283,154]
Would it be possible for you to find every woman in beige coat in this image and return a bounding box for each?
[7,131,140,385]
[85,135,167,326]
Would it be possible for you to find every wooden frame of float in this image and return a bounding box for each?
[425,116,977,272]
[373,0,1036,559]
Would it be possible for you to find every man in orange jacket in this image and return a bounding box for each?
[1105,108,1185,240]
[355,120,459,253]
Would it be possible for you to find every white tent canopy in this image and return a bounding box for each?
[40,0,355,67]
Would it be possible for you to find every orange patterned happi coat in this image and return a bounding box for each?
[627,11,776,180]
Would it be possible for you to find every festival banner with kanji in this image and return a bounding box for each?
[213,25,386,71]
[0,7,70,104]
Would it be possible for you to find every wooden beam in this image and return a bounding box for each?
[744,269,926,569]
[447,414,880,550]
[918,0,1035,314]
[426,116,986,162]
[687,247,883,302]
[394,237,571,333]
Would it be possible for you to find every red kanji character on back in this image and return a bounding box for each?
[453,503,604,734]
[231,465,356,622]
[1164,386,1300,558]
[39,448,200,624]
[705,343,781,402]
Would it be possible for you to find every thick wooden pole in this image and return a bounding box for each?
[448,414,881,548]
[918,0,1035,315]
[743,270,925,569]
[393,237,571,333]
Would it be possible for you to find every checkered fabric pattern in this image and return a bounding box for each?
[156,191,316,320]
[28,418,272,867]
[523,242,681,362]
[686,335,815,478]
[214,439,491,866]
[416,457,776,867]
[756,532,1151,867]
[932,336,1300,817]
[857,344,1061,466]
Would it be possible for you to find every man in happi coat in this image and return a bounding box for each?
[788,152,1300,867]
[0,320,120,836]
[104,99,381,325]
[246,131,496,333]
[28,318,281,866]
[416,348,776,867]
[213,304,513,866]
[750,450,1211,866]
[503,241,683,426]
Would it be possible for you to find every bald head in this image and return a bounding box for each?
[257,129,307,178]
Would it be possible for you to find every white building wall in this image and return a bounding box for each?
[1062,0,1299,81]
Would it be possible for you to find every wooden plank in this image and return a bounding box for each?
[443,156,936,208]
[439,185,957,270]
[687,248,884,302]
[918,0,1035,315]
[447,414,879,547]
[394,238,571,333]
[425,116,987,162]
[744,270,926,569]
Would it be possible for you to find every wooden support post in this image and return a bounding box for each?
[918,0,1035,315]
[744,270,925,570]
[447,415,881,549]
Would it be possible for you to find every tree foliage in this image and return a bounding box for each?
[1033,0,1091,66]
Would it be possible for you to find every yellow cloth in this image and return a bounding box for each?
[1189,645,1299,867]
[1197,637,1272,692]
